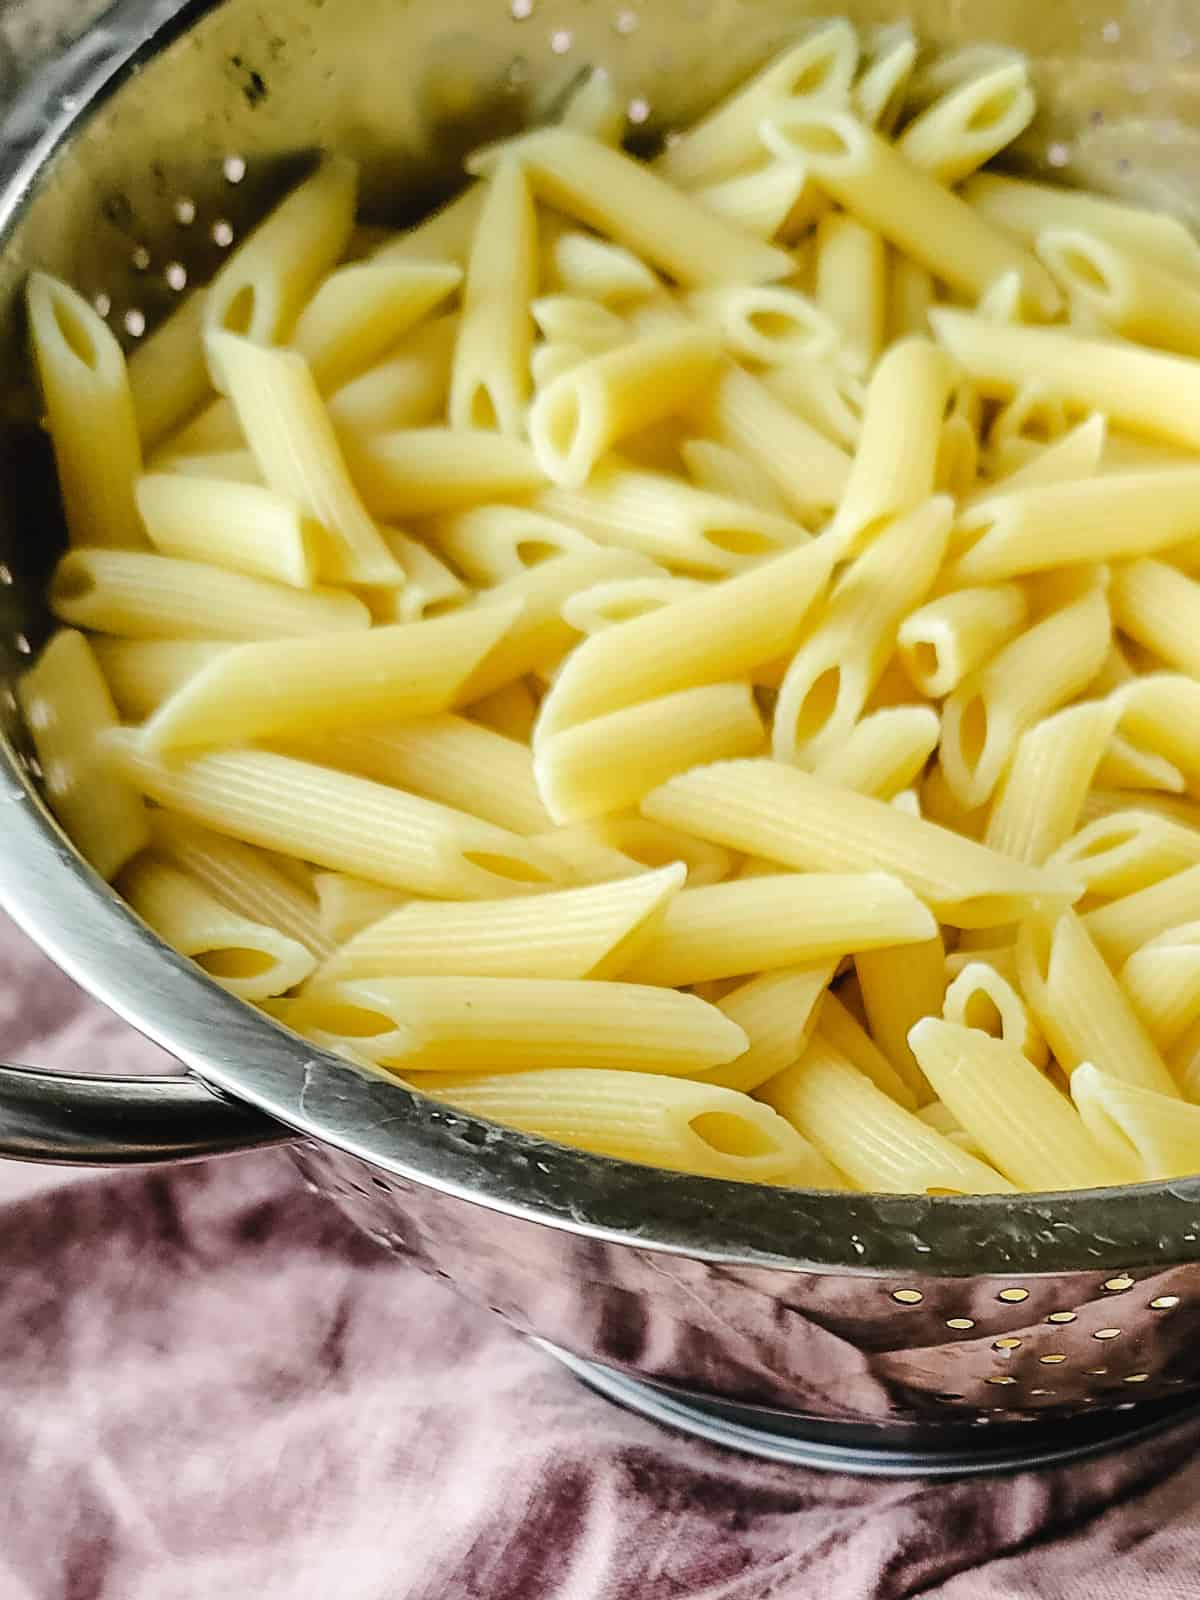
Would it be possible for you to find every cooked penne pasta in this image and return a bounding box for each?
[49,549,370,640]
[886,252,934,341]
[469,128,793,286]
[622,872,935,988]
[135,473,323,588]
[317,864,684,982]
[90,638,230,721]
[1111,559,1200,679]
[942,960,1048,1068]
[655,21,858,187]
[585,818,731,888]
[560,576,705,635]
[762,362,866,452]
[1093,733,1185,796]
[294,976,746,1074]
[373,185,484,267]
[1084,864,1200,967]
[549,232,660,304]
[1038,226,1200,360]
[759,1037,1012,1194]
[312,875,409,945]
[103,733,562,899]
[642,759,1080,928]
[897,61,1034,186]
[529,329,721,488]
[450,160,537,435]
[812,706,940,800]
[1119,923,1200,1053]
[1116,673,1200,791]
[688,284,840,367]
[855,935,945,1102]
[292,261,461,394]
[830,338,957,557]
[326,315,457,432]
[120,854,316,1000]
[1052,812,1200,900]
[148,812,330,959]
[535,537,833,736]
[702,365,851,518]
[536,460,805,575]
[1016,911,1179,1096]
[930,309,1200,451]
[963,172,1200,284]
[852,24,917,133]
[908,1020,1118,1190]
[939,588,1110,808]
[27,274,146,550]
[204,154,357,349]
[679,438,789,512]
[139,602,520,750]
[429,1067,811,1183]
[346,427,545,517]
[1072,1064,1200,1182]
[284,713,552,836]
[127,289,212,451]
[558,67,625,144]
[984,700,1119,866]
[466,677,540,743]
[977,414,1108,498]
[761,107,1059,316]
[897,584,1027,700]
[774,497,951,765]
[530,295,626,349]
[815,990,917,1109]
[428,505,597,586]
[692,165,813,242]
[17,630,148,881]
[701,962,838,1093]
[813,212,886,375]
[369,530,470,624]
[535,682,764,823]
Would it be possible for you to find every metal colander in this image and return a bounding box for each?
[3,0,1200,1478]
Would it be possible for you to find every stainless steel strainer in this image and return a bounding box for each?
[4,0,1200,1479]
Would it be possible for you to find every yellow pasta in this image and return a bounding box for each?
[466,678,540,744]
[813,212,886,375]
[558,67,626,144]
[812,706,940,801]
[1071,1064,1200,1183]
[984,700,1119,866]
[761,107,1059,316]
[17,630,148,881]
[326,315,457,432]
[1085,864,1200,967]
[939,588,1110,808]
[703,365,851,520]
[642,759,1080,928]
[91,638,229,722]
[897,584,1027,700]
[1052,812,1200,900]
[292,261,461,394]
[560,576,706,636]
[691,166,813,242]
[762,362,866,452]
[317,863,684,982]
[622,872,935,988]
[346,428,545,517]
[907,1020,1118,1191]
[127,289,212,452]
[292,976,746,1074]
[135,473,323,589]
[897,61,1034,186]
[139,603,520,751]
[886,252,934,341]
[699,962,838,1095]
[852,24,917,133]
[1112,560,1200,679]
[855,935,945,1103]
[679,438,790,513]
[759,1037,1012,1194]
[814,990,917,1110]
[312,874,409,946]
[941,960,1048,1068]
[534,682,764,824]
[1015,912,1179,1096]
[1119,923,1200,1053]
[1037,227,1200,360]
[27,274,146,550]
[119,854,316,1001]
[548,232,658,304]
[1116,674,1200,791]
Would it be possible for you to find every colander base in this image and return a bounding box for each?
[540,1343,1200,1478]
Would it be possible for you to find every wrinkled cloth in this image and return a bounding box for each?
[4,911,1200,1600]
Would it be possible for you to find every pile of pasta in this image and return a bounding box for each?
[22,19,1200,1196]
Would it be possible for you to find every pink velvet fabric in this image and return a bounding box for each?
[4,911,1200,1600]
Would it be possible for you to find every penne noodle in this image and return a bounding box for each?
[642,758,1081,928]
[1084,864,1200,968]
[656,21,858,188]
[368,529,470,624]
[931,308,1200,451]
[855,934,945,1102]
[49,548,370,640]
[316,863,684,982]
[1038,227,1200,360]
[886,251,934,342]
[346,427,545,517]
[1072,1064,1200,1181]
[209,332,402,587]
[469,128,793,286]
[534,682,764,823]
[560,576,706,635]
[1093,733,1185,796]
[91,638,230,722]
[1016,911,1179,1096]
[1116,673,1200,791]
[762,362,866,452]
[103,732,563,900]
[688,283,840,367]
[1119,922,1200,1054]
[812,705,940,800]
[204,154,356,349]
[702,365,851,519]
[942,960,1048,1068]
[984,700,1119,866]
[761,107,1059,316]
[830,338,958,556]
[1052,812,1200,901]
[312,874,409,945]
[759,1036,1013,1194]
[943,944,1019,986]
[692,165,813,242]
[529,329,721,488]
[466,678,540,743]
[17,630,149,881]
[154,448,260,484]
[852,24,917,133]
[326,314,457,432]
[908,1020,1119,1191]
[140,602,521,751]
[535,536,833,737]
[938,588,1110,808]
[813,211,887,375]
[148,812,330,959]
[897,583,1027,700]
[702,962,838,1094]
[295,975,747,1074]
[428,505,598,587]
[373,186,484,267]
[1111,559,1200,679]
[536,460,805,576]
[774,497,951,765]
[621,871,936,988]
[428,1067,810,1183]
[27,274,146,550]
[968,414,1108,500]
[281,712,552,836]
[815,990,917,1109]
[292,261,461,393]
[127,289,212,451]
[963,172,1200,284]
[589,818,732,888]
[530,295,626,349]
[450,160,537,435]
[558,67,626,144]
[680,438,790,512]
[135,473,323,588]
[897,61,1035,186]
[550,231,660,304]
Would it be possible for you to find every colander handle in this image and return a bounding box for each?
[0,1061,292,1165]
